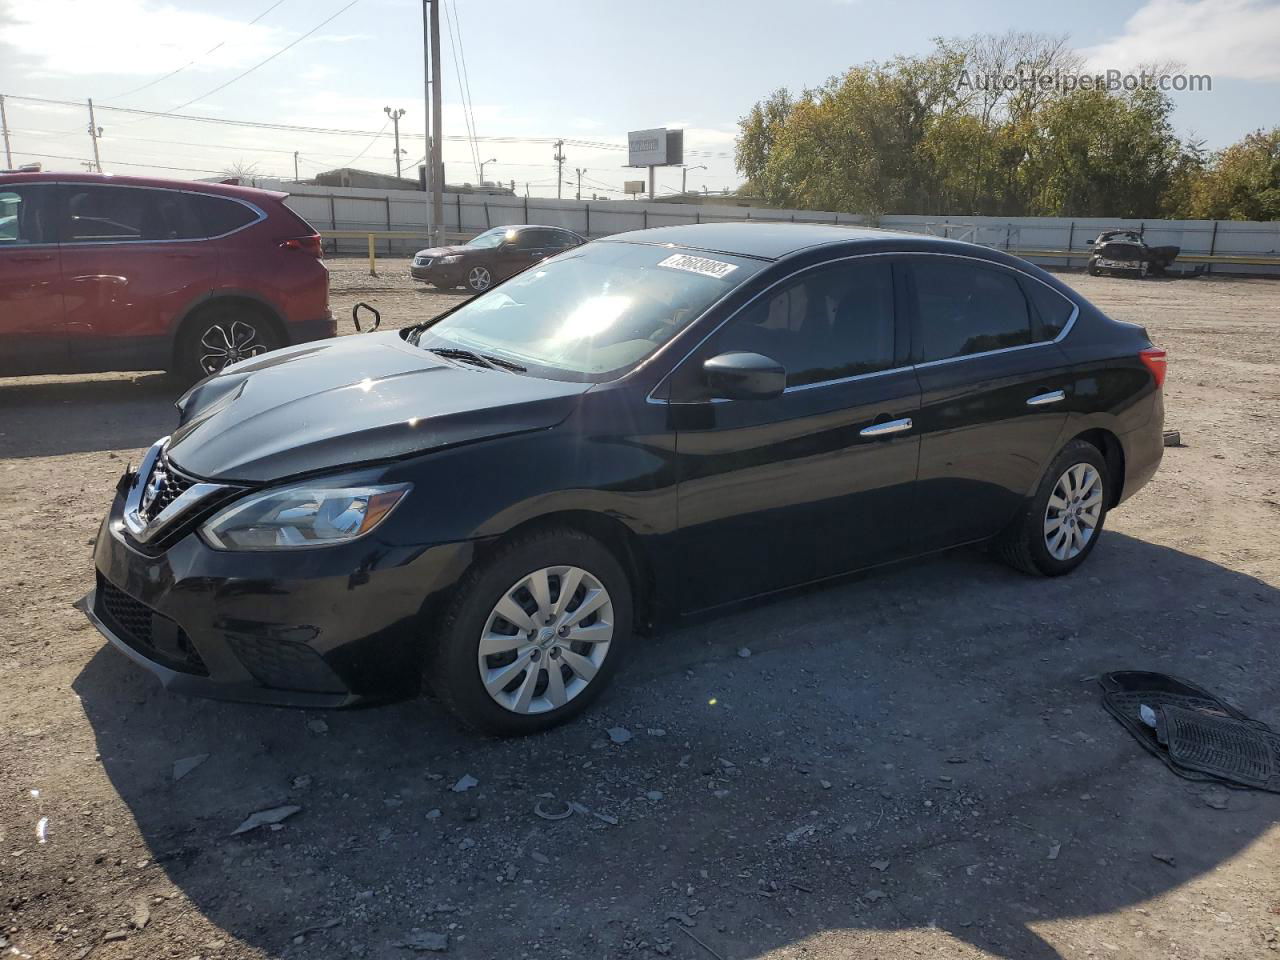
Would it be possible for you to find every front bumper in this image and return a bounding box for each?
[86,484,478,708]
[410,263,464,286]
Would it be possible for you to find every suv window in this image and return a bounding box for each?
[913,261,1032,362]
[1022,278,1075,340]
[714,260,896,388]
[186,193,258,237]
[63,185,201,243]
[0,185,55,245]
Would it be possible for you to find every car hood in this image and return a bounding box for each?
[168,332,590,484]
[415,244,471,258]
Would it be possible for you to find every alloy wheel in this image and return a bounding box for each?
[1043,463,1103,561]
[476,565,614,715]
[198,320,267,374]
[468,266,492,291]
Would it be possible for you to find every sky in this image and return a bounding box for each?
[0,0,1277,198]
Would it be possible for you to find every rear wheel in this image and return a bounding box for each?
[996,439,1110,576]
[175,304,282,381]
[427,528,633,736]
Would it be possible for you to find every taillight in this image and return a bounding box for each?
[281,234,323,258]
[1139,347,1167,388]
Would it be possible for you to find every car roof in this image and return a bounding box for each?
[0,170,286,202]
[601,222,932,261]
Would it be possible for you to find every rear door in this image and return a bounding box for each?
[0,182,65,374]
[670,257,921,609]
[59,184,217,371]
[907,257,1073,552]
[498,228,558,279]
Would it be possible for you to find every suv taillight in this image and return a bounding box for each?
[1139,347,1167,388]
[281,234,323,258]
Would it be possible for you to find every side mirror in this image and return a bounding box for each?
[703,352,785,401]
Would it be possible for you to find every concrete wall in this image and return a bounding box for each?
[260,179,1280,275]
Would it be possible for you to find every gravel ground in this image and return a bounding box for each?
[2,258,1279,960]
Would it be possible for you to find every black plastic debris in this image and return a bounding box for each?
[1099,671,1280,792]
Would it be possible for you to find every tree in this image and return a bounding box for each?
[220,160,262,185]
[1181,128,1280,220]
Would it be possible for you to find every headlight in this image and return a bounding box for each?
[200,482,411,550]
[439,254,462,264]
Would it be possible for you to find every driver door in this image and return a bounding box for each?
[667,258,921,611]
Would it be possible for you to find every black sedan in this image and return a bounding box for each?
[86,223,1166,736]
[410,224,585,292]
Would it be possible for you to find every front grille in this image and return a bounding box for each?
[96,576,209,676]
[140,450,196,522]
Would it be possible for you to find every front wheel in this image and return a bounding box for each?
[466,265,492,293]
[427,528,633,736]
[996,439,1110,576]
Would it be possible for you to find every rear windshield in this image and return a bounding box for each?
[413,241,763,380]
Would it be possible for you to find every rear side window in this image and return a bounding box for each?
[0,185,55,245]
[716,260,896,387]
[1023,278,1075,340]
[63,186,201,242]
[912,261,1032,362]
[187,193,259,237]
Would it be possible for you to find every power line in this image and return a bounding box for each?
[104,0,290,101]
[9,149,277,177]
[446,0,482,181]
[340,118,391,168]
[158,0,360,116]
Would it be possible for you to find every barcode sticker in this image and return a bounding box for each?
[657,253,739,279]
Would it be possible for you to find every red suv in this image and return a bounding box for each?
[0,172,333,380]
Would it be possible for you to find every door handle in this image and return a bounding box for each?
[860,417,913,438]
[1026,390,1066,406]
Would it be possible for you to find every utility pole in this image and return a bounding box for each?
[553,140,565,200]
[479,156,496,184]
[87,98,102,173]
[682,164,706,195]
[384,106,406,178]
[575,167,587,201]
[293,151,299,181]
[429,1,443,244]
[0,95,12,168]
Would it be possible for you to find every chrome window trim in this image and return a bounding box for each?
[122,437,237,544]
[56,181,268,247]
[647,250,1080,405]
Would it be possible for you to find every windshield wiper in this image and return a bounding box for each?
[429,346,526,373]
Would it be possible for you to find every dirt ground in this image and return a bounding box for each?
[2,257,1279,960]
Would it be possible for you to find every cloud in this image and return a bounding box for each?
[0,0,287,76]
[1081,0,1280,81]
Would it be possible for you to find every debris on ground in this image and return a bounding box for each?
[451,774,478,793]
[290,918,341,939]
[307,718,329,734]
[533,799,572,821]
[570,801,618,825]
[737,647,752,658]
[231,805,302,835]
[607,726,633,744]
[395,930,449,952]
[1152,853,1177,867]
[172,754,209,782]
[130,900,150,930]
[870,859,890,872]
[1048,843,1062,861]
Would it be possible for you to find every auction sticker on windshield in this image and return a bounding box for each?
[657,253,739,279]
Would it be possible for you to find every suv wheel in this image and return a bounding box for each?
[428,528,632,736]
[996,439,1110,576]
[176,305,282,381]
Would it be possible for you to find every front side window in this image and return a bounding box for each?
[712,260,896,387]
[0,186,54,245]
[913,260,1032,362]
[414,242,762,380]
[63,186,200,243]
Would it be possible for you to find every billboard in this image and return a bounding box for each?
[624,180,646,195]
[627,128,684,167]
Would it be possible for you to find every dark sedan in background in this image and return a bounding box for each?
[410,224,585,292]
[87,223,1165,736]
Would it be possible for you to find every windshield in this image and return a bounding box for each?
[416,241,762,380]
[466,227,511,249]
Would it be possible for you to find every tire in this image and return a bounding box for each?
[465,265,492,293]
[174,304,283,382]
[1086,259,1100,276]
[996,439,1110,577]
[427,527,633,736]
